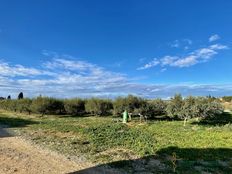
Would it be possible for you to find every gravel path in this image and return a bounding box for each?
[0,126,94,174]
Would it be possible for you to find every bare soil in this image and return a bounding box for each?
[0,126,93,174]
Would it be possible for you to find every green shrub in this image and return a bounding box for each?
[166,94,183,118]
[31,97,64,116]
[194,97,224,118]
[3,100,18,112]
[17,98,32,114]
[150,98,167,116]
[180,96,196,120]
[85,98,113,116]
[113,95,145,115]
[64,98,85,115]
[166,96,224,123]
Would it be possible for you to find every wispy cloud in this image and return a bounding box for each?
[0,56,128,98]
[138,43,228,69]
[137,58,159,70]
[0,53,232,98]
[0,61,51,77]
[170,39,192,49]
[209,34,220,42]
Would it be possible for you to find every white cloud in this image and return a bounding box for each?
[0,61,49,77]
[137,58,159,70]
[44,58,96,71]
[170,39,192,49]
[1,53,232,99]
[209,34,220,42]
[209,44,228,50]
[138,43,228,69]
[171,55,197,67]
[0,56,130,98]
[160,56,178,66]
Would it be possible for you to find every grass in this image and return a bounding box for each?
[0,110,232,173]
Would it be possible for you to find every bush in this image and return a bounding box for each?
[135,99,167,119]
[179,96,196,120]
[194,97,224,119]
[0,99,13,111]
[166,94,183,118]
[0,93,224,121]
[150,99,167,116]
[64,98,85,115]
[46,98,64,114]
[17,98,32,114]
[135,102,154,118]
[166,96,224,123]
[113,97,127,115]
[31,97,64,116]
[113,95,145,115]
[7,100,18,112]
[85,98,113,116]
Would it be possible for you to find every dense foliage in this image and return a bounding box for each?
[166,95,224,122]
[64,98,85,115]
[0,94,224,120]
[85,98,113,116]
[222,96,232,102]
[113,95,145,115]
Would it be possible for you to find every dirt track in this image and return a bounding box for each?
[0,126,92,174]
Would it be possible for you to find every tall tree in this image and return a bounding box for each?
[18,92,24,100]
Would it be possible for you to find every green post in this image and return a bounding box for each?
[123,110,128,123]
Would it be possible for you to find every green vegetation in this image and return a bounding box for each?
[0,94,224,122]
[85,98,113,116]
[0,110,232,173]
[222,96,232,102]
[63,98,85,116]
[0,94,231,173]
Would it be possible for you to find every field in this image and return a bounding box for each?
[0,110,232,173]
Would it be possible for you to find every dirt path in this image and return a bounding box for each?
[0,126,94,174]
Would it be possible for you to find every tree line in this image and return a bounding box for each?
[0,94,224,122]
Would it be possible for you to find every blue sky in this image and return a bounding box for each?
[0,0,232,98]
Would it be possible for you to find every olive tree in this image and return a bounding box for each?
[64,98,85,115]
[113,95,145,115]
[17,98,32,114]
[166,94,183,118]
[193,97,224,119]
[150,99,167,116]
[31,97,64,116]
[180,96,196,126]
[85,98,113,116]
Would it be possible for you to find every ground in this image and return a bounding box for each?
[0,126,121,174]
[0,126,90,174]
[0,110,232,173]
